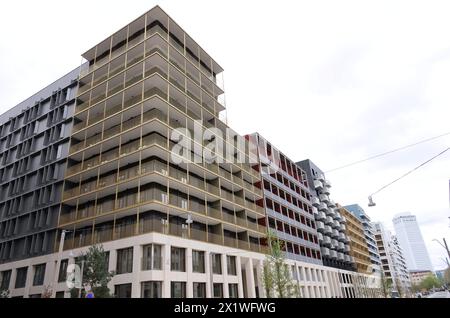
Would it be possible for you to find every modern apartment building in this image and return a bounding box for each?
[338,205,371,274]
[374,222,411,295]
[392,213,433,272]
[296,160,353,271]
[0,6,383,298]
[246,134,322,265]
[0,69,79,266]
[344,204,381,275]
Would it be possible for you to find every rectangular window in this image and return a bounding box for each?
[15,267,28,289]
[0,270,11,290]
[141,281,162,298]
[116,247,133,274]
[227,256,237,276]
[142,244,162,270]
[171,281,186,298]
[228,283,238,298]
[193,282,206,298]
[115,283,132,298]
[58,259,68,282]
[212,253,222,274]
[171,247,186,272]
[33,263,46,286]
[213,283,223,298]
[55,291,65,298]
[192,250,205,273]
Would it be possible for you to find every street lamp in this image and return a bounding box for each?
[50,229,72,298]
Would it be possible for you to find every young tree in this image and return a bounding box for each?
[394,277,404,298]
[261,231,299,298]
[380,271,392,298]
[70,244,115,298]
[420,274,442,291]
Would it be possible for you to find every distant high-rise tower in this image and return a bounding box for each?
[392,213,433,272]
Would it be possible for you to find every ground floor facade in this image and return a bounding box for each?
[0,232,381,298]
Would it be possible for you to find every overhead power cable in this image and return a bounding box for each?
[326,131,450,173]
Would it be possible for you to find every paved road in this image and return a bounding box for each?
[427,291,450,298]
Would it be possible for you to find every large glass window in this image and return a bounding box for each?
[115,283,132,298]
[15,267,28,289]
[226,255,237,276]
[212,253,222,274]
[33,264,46,286]
[228,283,238,298]
[213,283,223,298]
[58,259,69,282]
[193,282,206,298]
[171,281,186,298]
[142,244,162,270]
[0,270,11,290]
[116,247,133,274]
[141,281,162,298]
[192,250,205,273]
[171,247,186,272]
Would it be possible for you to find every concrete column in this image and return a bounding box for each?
[107,249,117,295]
[163,244,171,298]
[24,265,34,297]
[205,251,212,298]
[9,268,17,291]
[245,258,256,298]
[131,245,140,298]
[236,256,244,298]
[255,259,263,298]
[186,248,193,298]
[222,254,229,298]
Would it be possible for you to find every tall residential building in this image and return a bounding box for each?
[0,69,79,264]
[0,6,382,299]
[247,134,322,265]
[374,222,411,295]
[392,213,433,272]
[338,205,371,274]
[296,160,353,271]
[344,204,381,275]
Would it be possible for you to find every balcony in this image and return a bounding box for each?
[332,220,340,229]
[338,242,345,251]
[316,221,325,232]
[311,206,318,215]
[316,211,326,221]
[326,208,335,218]
[340,224,346,231]
[330,250,337,259]
[338,232,347,242]
[324,225,332,235]
[319,194,330,203]
[323,179,331,188]
[338,253,345,261]
[325,216,334,225]
[317,232,323,241]
[331,239,339,249]
[321,247,330,257]
[311,197,320,207]
[318,202,328,212]
[345,245,351,253]
[314,180,323,190]
[317,173,325,182]
[331,229,339,238]
[322,186,330,195]
[341,216,347,223]
[323,236,332,246]
[224,236,237,248]
[328,200,336,208]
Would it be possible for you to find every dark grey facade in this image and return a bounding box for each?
[297,159,354,271]
[0,68,79,264]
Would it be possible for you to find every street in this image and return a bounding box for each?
[427,291,450,298]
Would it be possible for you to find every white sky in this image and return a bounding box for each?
[1,0,450,270]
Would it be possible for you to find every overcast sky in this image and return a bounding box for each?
[1,0,450,270]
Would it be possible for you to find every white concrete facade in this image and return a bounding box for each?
[0,232,381,298]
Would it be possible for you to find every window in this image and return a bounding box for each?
[116,247,133,274]
[142,244,162,270]
[33,264,46,286]
[171,281,186,298]
[228,283,238,298]
[193,282,206,298]
[0,270,11,290]
[192,250,205,273]
[55,291,65,298]
[227,256,237,276]
[171,247,186,272]
[213,283,223,298]
[15,267,28,288]
[115,283,132,298]
[212,253,222,274]
[141,281,162,298]
[58,259,68,282]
